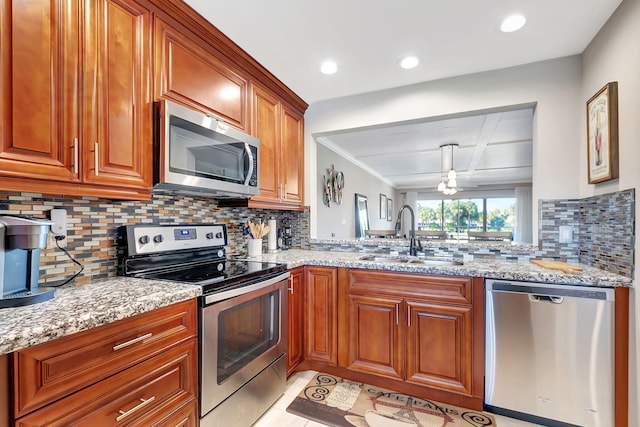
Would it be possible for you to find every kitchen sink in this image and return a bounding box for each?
[359,255,463,266]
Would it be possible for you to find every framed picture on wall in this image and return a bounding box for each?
[379,194,387,219]
[387,199,393,221]
[587,81,619,184]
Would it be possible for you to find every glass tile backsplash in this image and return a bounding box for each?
[0,192,309,285]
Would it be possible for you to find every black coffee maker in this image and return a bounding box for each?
[0,216,55,308]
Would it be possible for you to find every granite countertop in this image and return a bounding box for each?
[0,277,201,355]
[251,249,633,288]
[0,248,631,356]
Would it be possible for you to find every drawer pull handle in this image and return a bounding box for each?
[115,396,156,421]
[112,332,152,351]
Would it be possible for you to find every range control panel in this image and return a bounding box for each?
[125,224,227,255]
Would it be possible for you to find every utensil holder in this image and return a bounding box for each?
[247,239,263,257]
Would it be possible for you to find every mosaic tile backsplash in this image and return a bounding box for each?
[578,189,635,278]
[0,187,634,286]
[0,192,309,286]
[538,188,635,278]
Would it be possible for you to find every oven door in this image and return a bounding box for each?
[200,272,288,417]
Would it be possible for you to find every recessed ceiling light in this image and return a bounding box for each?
[400,56,419,69]
[500,14,526,33]
[320,60,338,75]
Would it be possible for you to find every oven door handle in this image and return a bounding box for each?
[204,271,290,305]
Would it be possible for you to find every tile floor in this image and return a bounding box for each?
[253,370,545,427]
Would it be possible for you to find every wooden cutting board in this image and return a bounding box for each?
[530,259,583,274]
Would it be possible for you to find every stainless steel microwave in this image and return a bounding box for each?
[154,100,259,198]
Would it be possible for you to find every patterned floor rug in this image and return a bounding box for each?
[286,372,496,427]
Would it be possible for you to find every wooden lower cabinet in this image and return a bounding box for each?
[338,269,484,410]
[304,266,338,365]
[405,300,473,395]
[15,339,197,426]
[345,293,404,380]
[287,267,305,375]
[11,299,198,425]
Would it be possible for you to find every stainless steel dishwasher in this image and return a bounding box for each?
[485,279,615,427]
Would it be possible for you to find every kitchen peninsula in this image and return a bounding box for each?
[0,246,631,355]
[0,244,631,425]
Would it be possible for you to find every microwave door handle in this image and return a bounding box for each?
[244,143,254,186]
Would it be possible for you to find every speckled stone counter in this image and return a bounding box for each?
[1,249,631,355]
[250,249,633,288]
[0,277,201,355]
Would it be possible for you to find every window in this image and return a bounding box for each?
[486,198,515,233]
[418,197,515,241]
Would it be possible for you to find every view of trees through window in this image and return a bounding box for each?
[417,198,516,241]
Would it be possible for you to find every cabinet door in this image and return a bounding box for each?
[251,85,281,204]
[305,266,338,365]
[280,104,304,207]
[0,0,80,183]
[286,267,305,375]
[346,293,404,380]
[82,0,152,189]
[154,17,247,130]
[405,300,473,395]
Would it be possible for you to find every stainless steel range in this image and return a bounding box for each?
[118,223,289,427]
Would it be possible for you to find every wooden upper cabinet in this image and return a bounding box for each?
[0,0,80,182]
[280,104,304,206]
[82,0,152,189]
[235,83,304,210]
[0,0,152,199]
[153,17,248,130]
[251,86,280,202]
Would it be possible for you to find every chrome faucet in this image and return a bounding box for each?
[395,204,422,256]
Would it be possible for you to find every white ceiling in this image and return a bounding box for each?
[317,106,535,191]
[183,0,622,191]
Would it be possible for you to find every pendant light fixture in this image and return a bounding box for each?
[437,143,458,195]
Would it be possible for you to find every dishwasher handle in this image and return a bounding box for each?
[487,280,614,301]
[529,294,564,304]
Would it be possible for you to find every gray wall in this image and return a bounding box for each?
[316,144,396,238]
[580,0,640,424]
[305,56,583,240]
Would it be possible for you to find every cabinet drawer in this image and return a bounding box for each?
[348,269,472,304]
[143,399,198,427]
[14,299,197,417]
[15,339,197,426]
